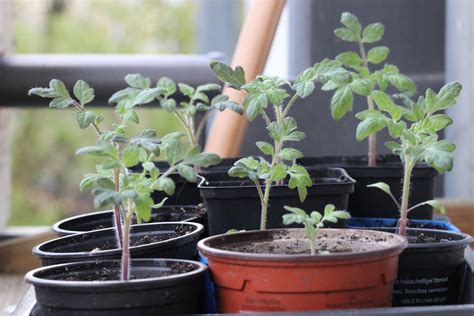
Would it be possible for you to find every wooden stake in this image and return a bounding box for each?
[205,0,286,157]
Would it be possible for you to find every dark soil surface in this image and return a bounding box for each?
[408,231,454,244]
[55,261,197,282]
[218,229,402,255]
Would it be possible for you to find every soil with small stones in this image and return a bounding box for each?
[89,225,196,252]
[57,262,196,282]
[218,229,401,255]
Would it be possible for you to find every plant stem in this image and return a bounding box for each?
[281,94,299,118]
[121,205,133,281]
[358,41,377,167]
[260,142,281,230]
[172,109,195,146]
[113,168,123,247]
[72,101,101,135]
[195,109,213,145]
[398,158,414,236]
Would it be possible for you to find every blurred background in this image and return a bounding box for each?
[2,0,472,226]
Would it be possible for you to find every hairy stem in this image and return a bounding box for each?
[113,168,123,247]
[121,203,134,281]
[172,109,195,146]
[195,109,213,145]
[260,142,281,230]
[358,41,377,167]
[281,94,299,118]
[398,158,414,236]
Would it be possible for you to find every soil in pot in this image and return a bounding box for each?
[198,228,407,312]
[52,204,208,236]
[199,167,355,235]
[373,228,472,306]
[26,258,207,315]
[298,155,438,219]
[34,222,204,266]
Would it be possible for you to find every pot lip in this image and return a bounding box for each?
[197,167,356,190]
[25,258,207,288]
[373,227,472,249]
[34,222,204,259]
[52,205,201,235]
[198,228,407,262]
[299,155,435,170]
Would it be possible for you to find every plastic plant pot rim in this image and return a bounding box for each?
[197,167,356,190]
[25,258,208,289]
[198,228,407,263]
[34,222,204,259]
[374,227,472,250]
[52,205,201,235]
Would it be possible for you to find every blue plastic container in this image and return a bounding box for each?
[347,217,460,232]
[198,254,217,313]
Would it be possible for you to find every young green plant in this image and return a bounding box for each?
[357,82,462,235]
[28,74,225,280]
[111,76,243,149]
[283,205,350,255]
[326,12,416,166]
[210,59,349,230]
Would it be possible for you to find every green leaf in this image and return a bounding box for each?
[388,74,416,92]
[157,77,177,96]
[212,96,243,114]
[372,90,403,120]
[73,80,94,105]
[178,83,195,97]
[197,83,221,92]
[93,189,122,210]
[160,98,177,112]
[428,82,462,112]
[429,114,453,132]
[340,12,361,36]
[387,120,405,138]
[76,144,117,158]
[142,161,156,171]
[287,165,312,202]
[350,78,372,96]
[75,111,97,129]
[122,145,142,167]
[367,182,393,196]
[151,197,168,209]
[267,116,297,142]
[125,74,151,89]
[292,68,316,98]
[279,148,304,161]
[186,151,221,168]
[177,164,197,182]
[133,87,163,105]
[335,51,361,68]
[108,87,138,104]
[156,177,176,196]
[421,200,446,214]
[331,86,353,120]
[367,46,390,64]
[135,194,154,222]
[270,164,287,181]
[50,79,71,99]
[210,61,246,89]
[334,28,359,42]
[256,141,274,156]
[423,140,456,173]
[355,110,389,141]
[362,23,384,43]
[245,94,267,121]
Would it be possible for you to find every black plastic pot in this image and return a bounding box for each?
[298,155,438,219]
[370,228,471,306]
[347,217,461,232]
[198,168,355,235]
[52,205,207,236]
[33,222,203,266]
[25,258,207,315]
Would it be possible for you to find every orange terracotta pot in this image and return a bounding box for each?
[198,228,407,313]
